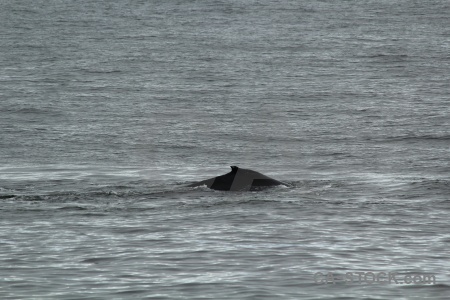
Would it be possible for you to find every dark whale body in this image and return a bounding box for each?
[188,166,287,191]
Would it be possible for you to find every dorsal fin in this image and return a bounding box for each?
[230,166,238,173]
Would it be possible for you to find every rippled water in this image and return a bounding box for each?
[1,0,449,299]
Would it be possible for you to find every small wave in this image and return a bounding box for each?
[2,105,65,118]
[58,205,88,210]
[79,68,123,74]
[371,53,409,59]
[360,53,410,62]
[381,134,450,143]
[410,179,450,193]
[4,183,187,204]
[82,257,116,264]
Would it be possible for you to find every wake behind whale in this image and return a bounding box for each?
[188,166,287,191]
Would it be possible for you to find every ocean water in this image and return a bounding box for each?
[1,0,449,299]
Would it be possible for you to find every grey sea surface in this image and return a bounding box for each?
[1,0,449,299]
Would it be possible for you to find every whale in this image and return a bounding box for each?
[188,166,287,191]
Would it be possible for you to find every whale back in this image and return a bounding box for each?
[189,166,285,191]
